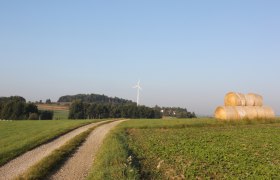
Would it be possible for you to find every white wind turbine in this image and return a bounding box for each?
[133,80,142,106]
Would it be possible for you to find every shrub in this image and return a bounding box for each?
[39,110,54,120]
[28,113,39,120]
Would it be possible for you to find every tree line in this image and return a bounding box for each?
[0,96,53,120]
[0,95,197,120]
[158,106,196,118]
[58,94,134,105]
[69,100,162,119]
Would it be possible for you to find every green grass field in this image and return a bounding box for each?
[89,118,280,179]
[53,110,69,120]
[0,120,98,166]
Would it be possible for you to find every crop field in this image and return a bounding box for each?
[0,120,98,166]
[36,104,69,111]
[53,110,69,120]
[37,103,70,120]
[90,118,280,179]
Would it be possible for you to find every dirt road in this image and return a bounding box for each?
[0,121,107,180]
[49,120,125,180]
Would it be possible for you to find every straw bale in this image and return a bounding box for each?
[247,93,263,106]
[215,106,275,120]
[225,92,246,106]
[243,106,258,120]
[215,106,238,120]
[263,106,275,119]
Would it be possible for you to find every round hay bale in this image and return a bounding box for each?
[225,92,246,106]
[255,94,263,106]
[235,106,247,120]
[247,93,263,106]
[243,106,258,120]
[244,94,255,106]
[215,106,276,121]
[255,106,266,120]
[263,106,275,119]
[215,106,238,120]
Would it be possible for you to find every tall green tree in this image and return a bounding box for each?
[68,100,86,119]
[39,110,54,120]
[46,99,51,104]
[0,97,36,120]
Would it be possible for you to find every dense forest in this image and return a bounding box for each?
[0,96,53,120]
[68,100,162,119]
[58,94,134,105]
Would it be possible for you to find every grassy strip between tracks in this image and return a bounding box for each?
[87,125,140,180]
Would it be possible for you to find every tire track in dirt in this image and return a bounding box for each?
[0,121,107,180]
[49,120,125,180]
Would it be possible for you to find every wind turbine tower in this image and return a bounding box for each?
[133,80,142,106]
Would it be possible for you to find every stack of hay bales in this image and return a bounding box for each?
[215,92,275,121]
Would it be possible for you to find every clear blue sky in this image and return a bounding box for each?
[0,1,279,115]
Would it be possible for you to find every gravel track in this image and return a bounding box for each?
[0,121,106,180]
[49,120,125,180]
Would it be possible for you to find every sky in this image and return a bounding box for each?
[0,1,279,116]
